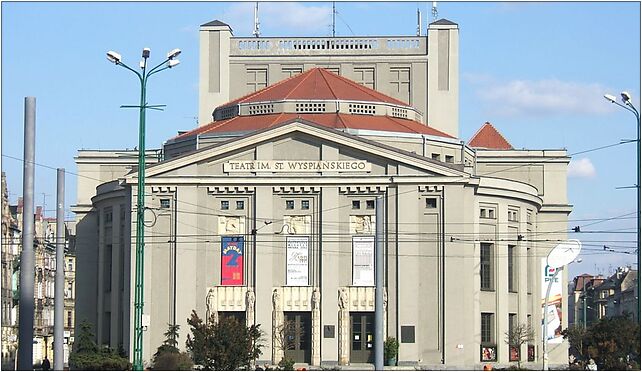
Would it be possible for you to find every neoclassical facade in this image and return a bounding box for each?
[74,18,572,369]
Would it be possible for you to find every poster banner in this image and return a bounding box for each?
[353,236,375,286]
[541,258,563,343]
[286,236,309,286]
[221,236,244,285]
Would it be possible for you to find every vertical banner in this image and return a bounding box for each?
[286,236,309,286]
[541,258,563,343]
[221,236,244,285]
[352,236,375,286]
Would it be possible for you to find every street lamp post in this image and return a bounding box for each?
[603,92,641,325]
[107,47,181,370]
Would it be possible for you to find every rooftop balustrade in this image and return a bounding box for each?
[231,36,426,56]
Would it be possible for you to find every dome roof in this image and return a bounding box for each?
[177,68,454,140]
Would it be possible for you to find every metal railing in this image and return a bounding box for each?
[232,36,425,56]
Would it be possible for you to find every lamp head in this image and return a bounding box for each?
[603,93,617,103]
[621,91,632,103]
[167,59,180,68]
[142,48,151,59]
[167,48,181,59]
[106,51,122,64]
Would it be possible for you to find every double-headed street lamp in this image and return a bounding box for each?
[603,91,640,325]
[107,47,181,370]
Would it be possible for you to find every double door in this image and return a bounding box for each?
[283,312,311,364]
[350,312,374,363]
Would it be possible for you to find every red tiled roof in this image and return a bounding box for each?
[222,68,410,108]
[174,113,454,140]
[468,122,513,150]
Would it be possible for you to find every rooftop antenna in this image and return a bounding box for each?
[332,2,336,37]
[416,8,422,36]
[432,1,438,22]
[253,2,260,37]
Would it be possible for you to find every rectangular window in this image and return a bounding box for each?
[480,243,493,291]
[366,200,375,210]
[526,247,532,294]
[431,153,440,161]
[390,67,411,103]
[480,208,487,218]
[301,200,310,210]
[354,67,375,89]
[481,313,494,343]
[508,313,519,361]
[508,313,517,334]
[321,66,340,75]
[246,68,268,93]
[236,201,245,210]
[221,201,229,210]
[352,200,361,209]
[286,200,295,210]
[282,66,303,79]
[160,199,171,209]
[426,198,437,209]
[67,311,73,328]
[445,155,454,163]
[104,207,113,225]
[508,245,516,292]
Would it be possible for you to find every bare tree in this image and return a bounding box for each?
[274,320,304,369]
[505,323,534,368]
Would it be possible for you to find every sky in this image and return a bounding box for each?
[1,1,640,278]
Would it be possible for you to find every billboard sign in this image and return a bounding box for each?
[353,236,375,286]
[541,258,563,343]
[221,236,244,285]
[286,236,309,286]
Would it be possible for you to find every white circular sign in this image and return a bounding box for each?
[547,239,582,269]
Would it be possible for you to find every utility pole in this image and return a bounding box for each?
[54,168,65,370]
[374,197,384,370]
[18,96,36,371]
[332,2,336,37]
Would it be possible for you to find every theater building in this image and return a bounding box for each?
[74,18,572,369]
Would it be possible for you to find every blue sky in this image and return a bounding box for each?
[2,1,640,277]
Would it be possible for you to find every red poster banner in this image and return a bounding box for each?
[221,236,244,285]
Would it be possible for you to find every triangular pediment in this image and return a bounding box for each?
[126,121,467,182]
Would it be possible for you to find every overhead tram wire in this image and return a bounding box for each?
[3,139,634,231]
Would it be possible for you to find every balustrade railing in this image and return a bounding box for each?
[232,36,425,55]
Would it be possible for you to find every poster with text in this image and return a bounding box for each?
[353,236,375,286]
[286,236,309,286]
[541,258,563,343]
[221,236,244,285]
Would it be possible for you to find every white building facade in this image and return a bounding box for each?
[74,18,572,369]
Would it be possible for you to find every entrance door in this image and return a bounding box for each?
[218,311,246,326]
[283,312,311,363]
[350,312,374,363]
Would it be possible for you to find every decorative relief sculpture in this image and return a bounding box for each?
[283,215,311,234]
[338,287,349,310]
[350,215,375,234]
[206,288,218,325]
[246,288,255,327]
[312,288,320,310]
[311,287,321,365]
[338,287,350,365]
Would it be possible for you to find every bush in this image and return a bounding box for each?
[278,357,295,371]
[384,337,399,361]
[69,321,131,370]
[153,352,193,371]
[186,311,264,370]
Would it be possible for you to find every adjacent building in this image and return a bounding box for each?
[1,173,77,369]
[74,18,572,369]
[569,267,639,327]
